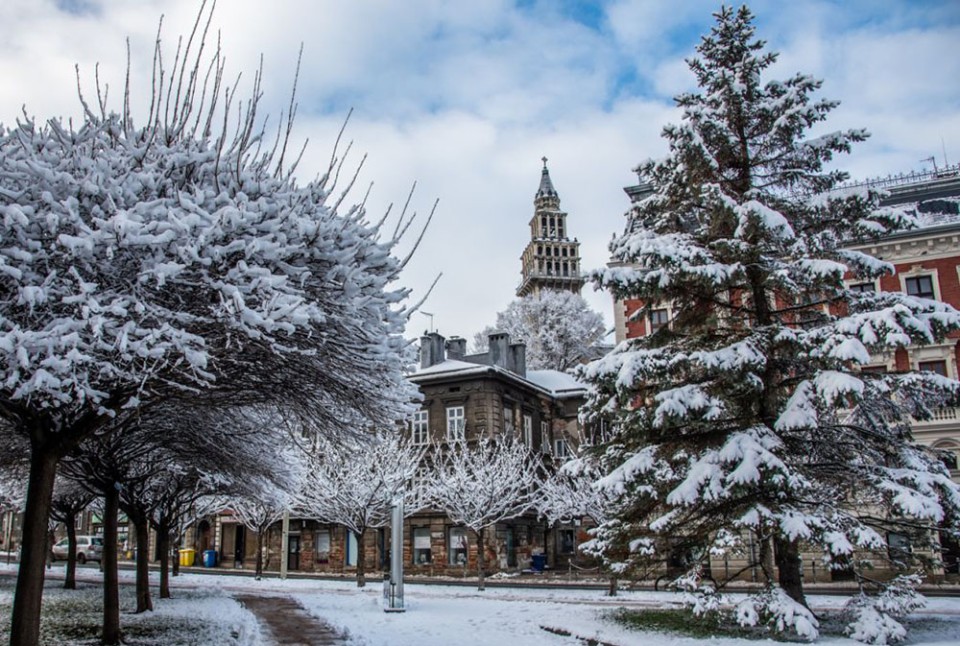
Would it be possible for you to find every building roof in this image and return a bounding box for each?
[410,359,587,400]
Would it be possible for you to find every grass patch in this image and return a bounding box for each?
[610,607,770,640]
[0,578,255,645]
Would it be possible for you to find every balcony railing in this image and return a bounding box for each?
[913,407,960,424]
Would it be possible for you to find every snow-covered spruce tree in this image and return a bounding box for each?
[0,6,422,644]
[298,430,426,587]
[473,291,606,371]
[581,5,960,637]
[429,436,541,590]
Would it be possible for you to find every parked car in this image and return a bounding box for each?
[51,535,103,564]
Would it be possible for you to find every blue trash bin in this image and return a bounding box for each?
[202,549,217,568]
[531,554,546,572]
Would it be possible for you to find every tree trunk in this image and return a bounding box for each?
[172,533,181,577]
[64,514,78,590]
[607,574,618,597]
[758,532,776,584]
[9,449,59,646]
[102,485,121,645]
[476,527,486,591]
[158,520,171,599]
[356,529,367,588]
[775,536,807,607]
[254,530,264,579]
[134,515,153,613]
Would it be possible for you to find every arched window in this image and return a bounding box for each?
[933,440,960,471]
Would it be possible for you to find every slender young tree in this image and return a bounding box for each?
[581,5,960,640]
[535,457,619,595]
[48,478,96,590]
[429,437,541,590]
[299,430,427,587]
[0,3,423,643]
[231,488,297,580]
[473,291,607,370]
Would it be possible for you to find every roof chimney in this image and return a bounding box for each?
[420,331,446,369]
[488,332,510,371]
[509,342,526,378]
[445,336,466,361]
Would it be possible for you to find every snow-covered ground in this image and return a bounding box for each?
[3,562,960,645]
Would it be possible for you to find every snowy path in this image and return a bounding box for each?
[237,594,346,645]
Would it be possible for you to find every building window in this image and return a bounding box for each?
[412,527,432,565]
[559,529,575,554]
[541,421,550,454]
[849,282,875,293]
[936,446,959,471]
[860,365,887,374]
[649,308,669,334]
[446,406,465,442]
[411,410,429,445]
[887,532,912,566]
[523,414,533,447]
[905,275,936,299]
[555,439,570,459]
[346,530,358,567]
[918,360,948,377]
[448,527,468,565]
[315,529,331,564]
[503,406,514,434]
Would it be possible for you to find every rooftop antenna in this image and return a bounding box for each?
[942,137,950,167]
[420,311,435,333]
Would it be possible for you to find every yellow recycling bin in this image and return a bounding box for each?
[179,548,196,567]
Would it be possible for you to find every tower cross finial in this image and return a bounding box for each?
[541,156,548,169]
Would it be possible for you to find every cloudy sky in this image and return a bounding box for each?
[2,0,958,344]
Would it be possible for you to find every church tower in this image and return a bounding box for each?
[517,158,584,298]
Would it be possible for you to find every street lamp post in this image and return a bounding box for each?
[384,500,405,612]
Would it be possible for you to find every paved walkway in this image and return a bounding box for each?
[236,594,346,645]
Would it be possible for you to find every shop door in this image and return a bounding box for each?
[288,535,301,571]
[234,526,246,567]
[377,528,389,571]
[506,527,517,568]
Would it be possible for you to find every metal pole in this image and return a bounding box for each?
[4,511,13,564]
[385,499,405,612]
[280,511,289,580]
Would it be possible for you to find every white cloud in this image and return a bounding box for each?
[0,0,956,344]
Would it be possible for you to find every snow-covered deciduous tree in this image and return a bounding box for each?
[429,437,541,590]
[473,291,606,370]
[228,435,307,581]
[535,456,621,594]
[230,486,299,581]
[0,4,424,643]
[537,457,613,527]
[298,430,426,587]
[580,6,960,639]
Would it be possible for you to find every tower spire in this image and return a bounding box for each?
[536,157,558,202]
